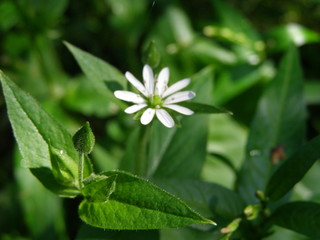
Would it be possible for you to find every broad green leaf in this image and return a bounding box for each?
[152,67,213,178]
[266,135,320,201]
[64,42,126,109]
[269,201,320,238]
[76,224,159,240]
[153,179,245,224]
[73,122,95,154]
[0,70,79,197]
[79,171,215,230]
[237,47,306,204]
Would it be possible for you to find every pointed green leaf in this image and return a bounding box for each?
[79,171,215,230]
[269,201,320,238]
[0,70,79,197]
[64,42,126,109]
[73,122,95,154]
[237,47,306,203]
[266,135,320,201]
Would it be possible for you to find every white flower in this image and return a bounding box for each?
[114,65,196,128]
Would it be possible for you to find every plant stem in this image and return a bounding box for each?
[135,125,151,177]
[78,153,85,190]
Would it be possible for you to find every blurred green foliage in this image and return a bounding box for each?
[1,0,320,239]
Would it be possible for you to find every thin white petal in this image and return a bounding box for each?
[124,104,147,114]
[140,108,155,125]
[143,65,154,96]
[155,67,169,96]
[164,104,194,115]
[114,90,146,104]
[162,78,190,98]
[164,91,196,104]
[156,109,175,128]
[125,72,148,97]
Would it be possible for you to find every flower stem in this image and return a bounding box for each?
[135,125,151,176]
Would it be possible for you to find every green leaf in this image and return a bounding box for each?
[269,201,320,238]
[79,171,215,230]
[179,101,232,115]
[266,135,320,201]
[237,47,306,204]
[73,122,95,154]
[0,70,79,197]
[64,42,127,109]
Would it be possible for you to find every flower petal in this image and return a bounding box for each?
[156,109,175,128]
[164,104,194,115]
[125,72,148,96]
[143,65,154,96]
[164,91,196,104]
[114,90,146,104]
[162,78,190,98]
[140,108,155,125]
[155,67,169,96]
[124,104,147,114]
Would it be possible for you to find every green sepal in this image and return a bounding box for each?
[73,122,95,154]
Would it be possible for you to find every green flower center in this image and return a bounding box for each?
[149,95,163,108]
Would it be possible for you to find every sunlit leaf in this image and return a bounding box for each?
[79,171,215,230]
[0,70,79,197]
